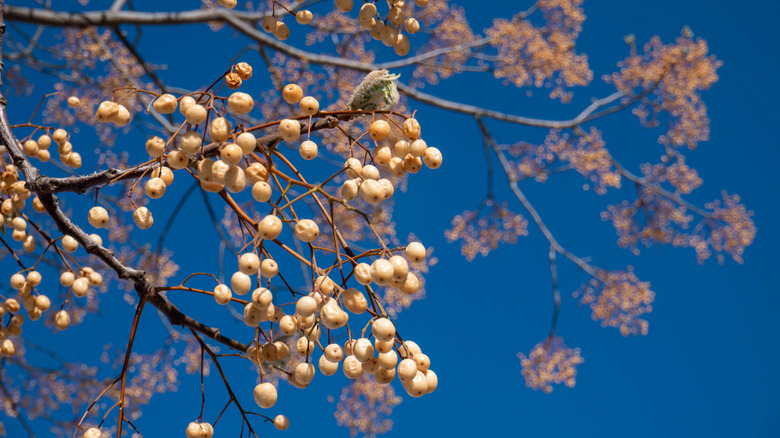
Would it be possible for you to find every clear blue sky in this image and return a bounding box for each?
[2,0,779,437]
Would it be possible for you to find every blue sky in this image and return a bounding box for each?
[2,0,779,437]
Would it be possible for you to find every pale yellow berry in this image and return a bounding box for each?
[273,21,290,40]
[299,140,318,160]
[403,154,422,173]
[214,284,232,305]
[343,355,363,379]
[146,136,166,157]
[179,96,196,116]
[400,340,422,358]
[406,241,426,263]
[151,166,174,185]
[72,277,89,297]
[88,206,109,228]
[374,367,396,384]
[370,259,394,285]
[225,166,246,193]
[361,164,380,180]
[341,179,358,201]
[416,0,429,6]
[37,135,51,150]
[179,130,202,154]
[11,217,26,231]
[381,25,397,47]
[113,104,131,127]
[228,92,254,114]
[26,270,41,287]
[35,295,51,311]
[354,338,374,362]
[23,139,39,157]
[145,177,166,199]
[299,96,319,115]
[359,179,384,204]
[389,157,406,177]
[410,138,427,156]
[166,150,189,169]
[257,215,282,240]
[297,336,315,356]
[185,104,207,124]
[388,6,405,26]
[238,252,260,275]
[152,94,179,114]
[36,149,51,162]
[278,119,301,142]
[398,358,417,381]
[423,146,443,169]
[260,258,278,278]
[369,120,391,142]
[362,356,381,374]
[372,317,396,342]
[60,271,75,287]
[374,145,392,165]
[405,17,420,34]
[354,263,372,285]
[54,310,70,330]
[220,143,243,166]
[236,132,256,154]
[342,288,367,314]
[273,415,289,431]
[95,101,119,123]
[10,273,25,289]
[225,72,243,89]
[296,296,317,317]
[62,235,79,253]
[11,229,25,242]
[323,343,344,363]
[394,34,411,56]
[203,158,223,184]
[370,20,385,40]
[294,219,319,242]
[253,382,277,408]
[133,207,154,229]
[210,117,232,142]
[319,354,339,376]
[404,370,429,397]
[251,287,273,308]
[359,3,377,20]
[153,94,177,114]
[378,350,398,369]
[52,128,68,145]
[252,181,272,202]
[295,362,316,384]
[279,314,297,335]
[231,271,252,295]
[296,10,314,25]
[1,339,15,357]
[243,304,262,327]
[403,118,421,140]
[261,16,277,33]
[414,353,431,373]
[88,271,103,286]
[282,84,303,104]
[246,162,269,183]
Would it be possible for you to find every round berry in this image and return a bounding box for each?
[185,104,207,124]
[209,117,232,142]
[260,258,278,278]
[88,206,109,228]
[145,177,166,199]
[282,84,303,104]
[294,219,319,242]
[406,242,426,263]
[252,181,272,202]
[236,132,257,154]
[369,120,391,142]
[257,215,282,240]
[133,207,154,229]
[372,317,396,342]
[278,119,301,142]
[273,414,289,431]
[153,94,177,114]
[228,92,254,114]
[299,140,318,160]
[238,252,260,275]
